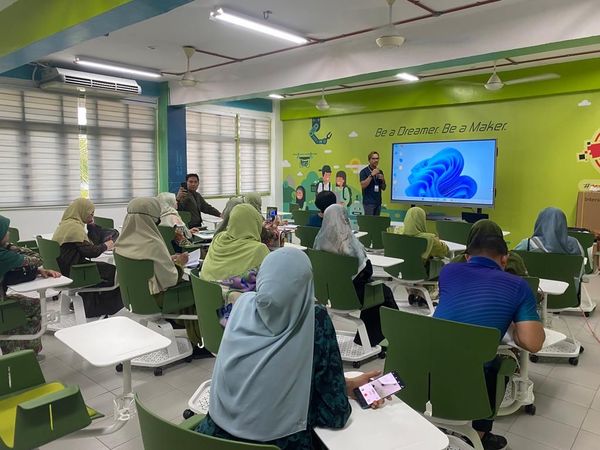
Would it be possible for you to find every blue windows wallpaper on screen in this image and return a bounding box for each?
[391,139,497,207]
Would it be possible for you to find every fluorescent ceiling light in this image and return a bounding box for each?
[74,58,161,79]
[269,93,285,99]
[395,72,419,82]
[210,8,308,45]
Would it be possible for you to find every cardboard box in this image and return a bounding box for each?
[576,191,600,234]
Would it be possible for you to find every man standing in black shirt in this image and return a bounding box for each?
[176,173,221,228]
[359,151,386,216]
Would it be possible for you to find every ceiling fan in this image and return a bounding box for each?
[470,62,560,91]
[376,0,405,48]
[179,46,198,87]
[315,88,330,111]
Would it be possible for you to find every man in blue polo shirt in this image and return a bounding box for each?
[359,151,386,215]
[434,220,544,450]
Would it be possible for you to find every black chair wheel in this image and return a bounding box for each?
[154,367,164,376]
[529,354,539,363]
[183,409,195,420]
[568,357,579,366]
[579,346,585,354]
[378,351,386,359]
[524,404,536,415]
[352,361,361,368]
[185,355,193,363]
[115,363,123,373]
[584,311,591,317]
[408,294,417,305]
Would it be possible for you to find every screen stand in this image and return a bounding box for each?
[476,208,482,214]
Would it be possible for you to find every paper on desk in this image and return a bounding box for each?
[186,249,202,268]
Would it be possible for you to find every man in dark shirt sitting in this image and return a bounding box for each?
[176,173,221,228]
[434,221,545,450]
[307,191,338,227]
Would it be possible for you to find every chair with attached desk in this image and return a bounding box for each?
[291,209,311,226]
[356,215,390,250]
[0,350,102,450]
[92,216,114,230]
[295,226,319,249]
[158,225,204,255]
[183,273,225,419]
[179,211,192,227]
[381,233,437,314]
[567,231,597,316]
[307,248,384,367]
[7,227,38,252]
[36,236,118,331]
[435,221,472,245]
[514,251,584,364]
[381,308,516,450]
[113,253,196,376]
[136,395,278,450]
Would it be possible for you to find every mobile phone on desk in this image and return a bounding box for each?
[353,371,405,409]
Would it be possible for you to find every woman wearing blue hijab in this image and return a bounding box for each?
[196,247,384,449]
[515,207,584,255]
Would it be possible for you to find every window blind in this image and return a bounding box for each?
[239,116,271,194]
[186,111,237,197]
[0,88,81,208]
[85,98,157,203]
[186,110,271,197]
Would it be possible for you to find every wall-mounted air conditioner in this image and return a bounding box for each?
[39,67,141,97]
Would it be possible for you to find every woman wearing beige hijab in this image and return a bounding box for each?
[53,198,122,317]
[114,197,207,356]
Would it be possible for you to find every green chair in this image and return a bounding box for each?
[289,204,300,212]
[0,301,27,335]
[382,233,437,314]
[568,231,595,274]
[185,273,225,419]
[291,209,311,226]
[295,226,319,249]
[514,251,584,364]
[36,237,117,330]
[307,249,384,367]
[189,273,223,356]
[136,395,278,450]
[179,211,192,227]
[356,215,391,249]
[435,221,472,245]
[92,216,114,229]
[381,308,516,450]
[0,350,101,450]
[113,253,196,375]
[158,225,204,255]
[7,227,37,252]
[567,231,597,316]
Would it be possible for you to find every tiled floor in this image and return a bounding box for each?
[37,279,600,450]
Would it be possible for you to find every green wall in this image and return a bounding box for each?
[282,90,600,244]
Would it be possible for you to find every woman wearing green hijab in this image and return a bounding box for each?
[0,215,60,354]
[53,198,122,317]
[200,204,270,282]
[451,219,528,276]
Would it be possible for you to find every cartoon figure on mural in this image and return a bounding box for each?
[309,118,332,145]
[316,165,333,193]
[334,170,353,207]
[578,130,600,173]
[294,186,307,210]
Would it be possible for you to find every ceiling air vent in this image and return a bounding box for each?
[39,67,141,97]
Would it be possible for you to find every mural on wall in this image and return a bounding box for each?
[282,92,600,242]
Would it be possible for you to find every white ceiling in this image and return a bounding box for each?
[40,0,600,103]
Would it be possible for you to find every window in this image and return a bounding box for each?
[0,87,158,208]
[85,98,157,203]
[186,109,271,197]
[0,88,81,207]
